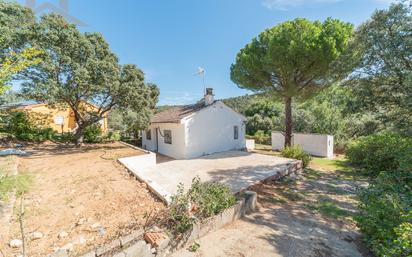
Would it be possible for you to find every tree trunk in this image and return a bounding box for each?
[75,125,85,147]
[284,96,293,147]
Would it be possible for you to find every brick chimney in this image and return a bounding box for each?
[204,88,214,106]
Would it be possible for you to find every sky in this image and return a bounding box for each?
[16,0,393,105]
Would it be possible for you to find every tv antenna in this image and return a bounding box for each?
[196,67,206,95]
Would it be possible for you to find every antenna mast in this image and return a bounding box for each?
[196,67,206,95]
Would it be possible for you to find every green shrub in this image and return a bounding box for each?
[356,170,412,257]
[166,177,237,236]
[0,111,57,142]
[346,133,412,176]
[281,146,312,168]
[246,130,271,145]
[189,177,237,218]
[84,124,103,143]
[168,184,196,235]
[106,131,121,141]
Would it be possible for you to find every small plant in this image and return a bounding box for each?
[106,131,121,141]
[84,124,103,143]
[251,130,271,145]
[281,145,312,168]
[167,183,196,235]
[188,241,200,252]
[165,177,237,236]
[189,177,237,218]
[0,171,32,200]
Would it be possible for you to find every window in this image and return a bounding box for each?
[234,126,239,140]
[164,130,172,144]
[146,129,151,140]
[54,115,64,125]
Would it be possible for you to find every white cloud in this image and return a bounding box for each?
[262,0,342,10]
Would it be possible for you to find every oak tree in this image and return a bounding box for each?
[21,14,159,145]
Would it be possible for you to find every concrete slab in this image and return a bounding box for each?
[120,151,297,203]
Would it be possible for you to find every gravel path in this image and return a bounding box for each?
[172,165,371,257]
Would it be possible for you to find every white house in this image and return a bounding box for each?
[142,88,247,159]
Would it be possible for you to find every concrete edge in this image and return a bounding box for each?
[117,158,172,205]
[119,141,151,154]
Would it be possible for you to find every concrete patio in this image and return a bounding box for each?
[120,151,301,203]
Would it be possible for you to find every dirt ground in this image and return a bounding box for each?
[172,155,372,257]
[1,142,164,257]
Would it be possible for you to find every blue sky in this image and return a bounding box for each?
[16,0,393,105]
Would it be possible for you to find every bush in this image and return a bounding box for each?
[281,145,312,168]
[84,124,103,143]
[166,177,237,236]
[106,131,121,141]
[356,170,412,257]
[189,177,237,218]
[346,133,412,176]
[0,111,57,142]
[247,130,271,145]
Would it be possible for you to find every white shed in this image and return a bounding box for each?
[271,131,334,158]
[142,89,247,159]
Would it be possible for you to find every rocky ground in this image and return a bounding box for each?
[172,150,373,257]
[1,142,164,257]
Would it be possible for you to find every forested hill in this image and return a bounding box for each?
[156,93,268,115]
[221,94,269,114]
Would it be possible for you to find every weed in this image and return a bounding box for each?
[0,172,32,200]
[188,241,200,252]
[317,201,350,219]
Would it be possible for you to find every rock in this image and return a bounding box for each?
[76,218,86,226]
[90,223,101,230]
[9,239,22,248]
[31,231,43,240]
[58,231,68,239]
[75,236,87,245]
[61,243,74,252]
[98,227,106,237]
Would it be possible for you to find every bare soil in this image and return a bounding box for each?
[1,142,164,257]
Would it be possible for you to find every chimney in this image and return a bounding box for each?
[204,88,214,106]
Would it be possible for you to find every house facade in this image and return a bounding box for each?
[4,101,108,134]
[142,89,246,159]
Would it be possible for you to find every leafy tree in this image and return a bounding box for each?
[246,114,273,135]
[349,1,412,136]
[20,14,159,145]
[231,18,353,146]
[0,1,41,92]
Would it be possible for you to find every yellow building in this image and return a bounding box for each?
[10,101,108,134]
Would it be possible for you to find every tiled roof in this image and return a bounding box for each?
[151,101,211,123]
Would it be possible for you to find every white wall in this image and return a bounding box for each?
[294,133,334,158]
[184,101,246,159]
[142,123,186,159]
[246,139,255,151]
[142,126,157,152]
[271,131,285,151]
[271,132,334,158]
